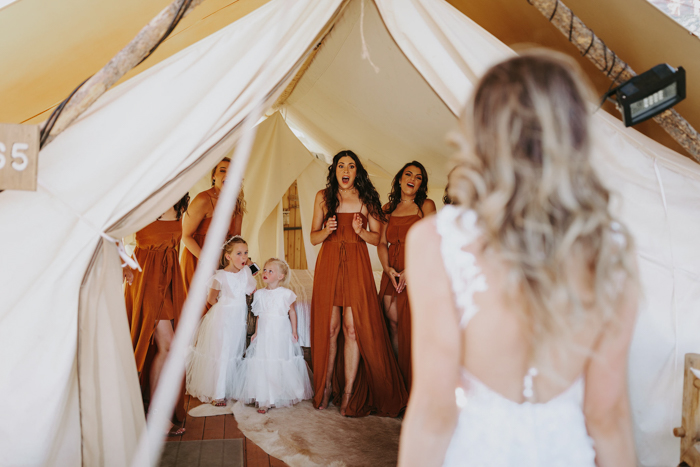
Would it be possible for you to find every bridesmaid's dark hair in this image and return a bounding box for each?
[442,167,456,205]
[174,192,190,221]
[323,150,386,223]
[442,189,454,205]
[385,161,429,215]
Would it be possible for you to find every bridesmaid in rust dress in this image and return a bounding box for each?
[180,157,246,290]
[310,150,408,417]
[378,162,436,391]
[124,192,190,434]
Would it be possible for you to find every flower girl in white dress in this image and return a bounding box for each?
[233,258,313,413]
[186,236,256,406]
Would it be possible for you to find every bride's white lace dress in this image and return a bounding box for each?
[436,205,596,467]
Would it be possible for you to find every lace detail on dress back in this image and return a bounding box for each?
[436,206,595,466]
[435,206,488,328]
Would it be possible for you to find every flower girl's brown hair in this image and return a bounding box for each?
[219,236,248,270]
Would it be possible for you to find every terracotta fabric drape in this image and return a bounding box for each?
[378,214,420,391]
[180,192,242,292]
[124,219,187,421]
[310,213,408,417]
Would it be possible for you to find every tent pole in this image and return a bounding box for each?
[39,0,206,147]
[528,0,700,163]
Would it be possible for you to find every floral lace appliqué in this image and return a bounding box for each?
[436,206,488,328]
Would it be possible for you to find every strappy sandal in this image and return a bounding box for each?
[211,399,227,407]
[167,424,186,436]
[340,392,352,416]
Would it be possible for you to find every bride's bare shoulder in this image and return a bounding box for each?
[406,215,439,246]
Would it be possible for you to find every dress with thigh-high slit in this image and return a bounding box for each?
[378,213,421,391]
[310,212,408,417]
[124,219,187,420]
[180,190,242,291]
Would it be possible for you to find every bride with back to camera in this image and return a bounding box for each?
[399,50,639,467]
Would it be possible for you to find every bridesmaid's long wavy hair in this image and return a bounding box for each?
[323,150,386,223]
[385,161,429,215]
[173,192,190,221]
[448,50,636,361]
[212,157,247,217]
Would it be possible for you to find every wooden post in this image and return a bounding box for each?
[39,0,206,147]
[672,353,700,466]
[528,0,700,163]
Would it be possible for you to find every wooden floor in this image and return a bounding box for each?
[166,395,289,467]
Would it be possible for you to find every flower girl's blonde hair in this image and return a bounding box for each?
[264,258,290,287]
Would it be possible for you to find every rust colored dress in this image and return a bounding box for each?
[378,214,421,391]
[310,213,409,417]
[180,191,242,291]
[124,219,187,421]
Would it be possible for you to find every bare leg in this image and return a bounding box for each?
[319,306,342,410]
[151,320,174,399]
[150,320,184,435]
[382,295,399,357]
[341,307,360,416]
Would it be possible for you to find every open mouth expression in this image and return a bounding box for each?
[402,166,423,195]
[336,156,357,189]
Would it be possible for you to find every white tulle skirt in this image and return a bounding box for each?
[232,314,313,408]
[185,300,248,403]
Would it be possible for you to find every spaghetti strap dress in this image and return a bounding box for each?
[378,214,421,391]
[124,219,187,420]
[310,212,408,417]
[180,190,242,291]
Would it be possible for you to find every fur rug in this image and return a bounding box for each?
[188,400,236,417]
[232,400,401,467]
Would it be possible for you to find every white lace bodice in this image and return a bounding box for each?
[436,206,596,467]
[251,287,297,318]
[208,268,256,307]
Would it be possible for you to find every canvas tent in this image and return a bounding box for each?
[0,1,699,467]
[2,0,700,162]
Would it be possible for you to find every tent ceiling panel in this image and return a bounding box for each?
[447,0,700,160]
[0,0,271,124]
[283,0,457,198]
[2,0,698,162]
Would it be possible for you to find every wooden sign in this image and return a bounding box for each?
[0,123,39,191]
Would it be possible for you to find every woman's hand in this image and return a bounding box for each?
[385,267,400,291]
[325,215,338,235]
[251,333,257,342]
[123,267,134,285]
[396,270,407,294]
[352,213,363,235]
[292,332,298,343]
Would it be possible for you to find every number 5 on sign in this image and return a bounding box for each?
[0,123,39,191]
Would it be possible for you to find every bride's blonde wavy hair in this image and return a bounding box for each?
[448,50,636,360]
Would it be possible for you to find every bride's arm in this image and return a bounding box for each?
[583,274,638,467]
[398,217,461,467]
